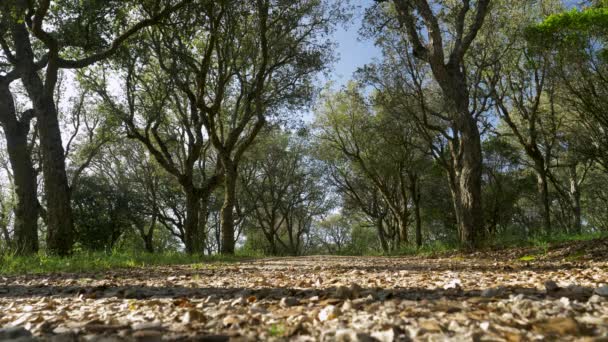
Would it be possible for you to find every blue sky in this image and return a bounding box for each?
[328,0,581,86]
[327,0,382,87]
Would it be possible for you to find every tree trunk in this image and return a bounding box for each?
[376,218,390,254]
[184,188,203,254]
[199,193,210,254]
[408,173,422,248]
[440,65,484,250]
[10,18,74,256]
[534,160,551,235]
[143,214,156,253]
[37,102,74,256]
[0,82,39,255]
[220,165,237,254]
[456,114,484,250]
[569,165,582,234]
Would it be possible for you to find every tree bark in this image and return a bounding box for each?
[569,165,582,234]
[443,68,484,250]
[534,160,552,235]
[0,83,39,255]
[376,218,390,253]
[37,100,75,256]
[392,0,489,250]
[408,173,422,248]
[456,114,484,250]
[10,19,74,256]
[184,188,203,254]
[220,164,237,254]
[199,193,210,254]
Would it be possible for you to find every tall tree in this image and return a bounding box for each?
[0,76,38,254]
[0,0,188,255]
[381,0,492,249]
[140,0,339,254]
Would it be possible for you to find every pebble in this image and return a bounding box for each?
[481,287,505,298]
[318,305,340,321]
[280,297,300,308]
[544,280,559,292]
[595,285,608,297]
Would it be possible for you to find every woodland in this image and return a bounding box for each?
[0,0,607,257]
[1,0,608,340]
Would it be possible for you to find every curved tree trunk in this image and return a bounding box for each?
[0,82,39,255]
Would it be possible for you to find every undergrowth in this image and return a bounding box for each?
[0,251,255,275]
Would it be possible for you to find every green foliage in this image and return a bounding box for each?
[0,251,252,275]
[269,324,286,337]
[71,175,133,251]
[527,5,608,55]
[530,7,608,36]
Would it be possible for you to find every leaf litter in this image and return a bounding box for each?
[1,243,608,341]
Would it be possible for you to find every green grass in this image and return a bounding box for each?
[518,255,537,262]
[0,251,255,275]
[384,231,606,257]
[269,324,286,337]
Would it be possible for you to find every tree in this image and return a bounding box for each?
[127,0,340,254]
[527,2,608,170]
[373,0,492,249]
[0,0,188,255]
[0,75,38,254]
[241,129,329,255]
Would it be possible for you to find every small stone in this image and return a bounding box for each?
[222,315,241,327]
[420,320,443,332]
[481,287,505,298]
[594,285,608,297]
[371,329,395,342]
[280,297,300,308]
[231,297,246,306]
[545,280,559,292]
[0,327,33,339]
[335,286,352,299]
[341,300,353,311]
[480,321,490,331]
[349,283,362,298]
[318,305,340,322]
[589,294,604,303]
[444,279,462,290]
[182,309,206,324]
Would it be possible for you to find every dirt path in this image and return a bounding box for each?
[1,252,608,341]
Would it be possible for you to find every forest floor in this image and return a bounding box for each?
[1,239,608,341]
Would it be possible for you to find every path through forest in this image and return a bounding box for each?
[1,241,608,341]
